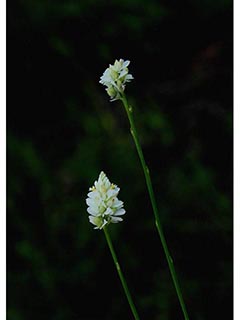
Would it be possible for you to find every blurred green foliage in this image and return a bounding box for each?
[8,0,232,319]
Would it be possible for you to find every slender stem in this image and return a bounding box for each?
[103,227,140,320]
[121,94,190,320]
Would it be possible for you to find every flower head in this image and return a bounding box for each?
[99,59,134,101]
[86,171,126,229]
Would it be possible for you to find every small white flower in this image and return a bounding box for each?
[99,59,134,101]
[86,171,126,229]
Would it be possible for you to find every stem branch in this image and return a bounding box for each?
[121,94,189,320]
[103,227,140,320]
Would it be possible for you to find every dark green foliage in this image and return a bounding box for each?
[8,0,232,319]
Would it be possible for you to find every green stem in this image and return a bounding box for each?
[103,227,140,320]
[121,94,189,320]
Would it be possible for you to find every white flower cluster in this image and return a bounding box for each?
[99,59,134,101]
[86,171,126,229]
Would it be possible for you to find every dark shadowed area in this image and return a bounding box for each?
[7,0,233,319]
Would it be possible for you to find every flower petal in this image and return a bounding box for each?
[111,216,123,223]
[114,208,126,216]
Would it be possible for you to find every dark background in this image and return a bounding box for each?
[7,0,233,319]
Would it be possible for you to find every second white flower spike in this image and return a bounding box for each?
[86,171,126,229]
[99,59,134,101]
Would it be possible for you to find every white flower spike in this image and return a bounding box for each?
[99,59,134,101]
[86,171,126,229]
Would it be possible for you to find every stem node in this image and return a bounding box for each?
[146,165,150,175]
[116,262,121,272]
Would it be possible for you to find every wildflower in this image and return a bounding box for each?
[99,59,134,101]
[86,171,126,229]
